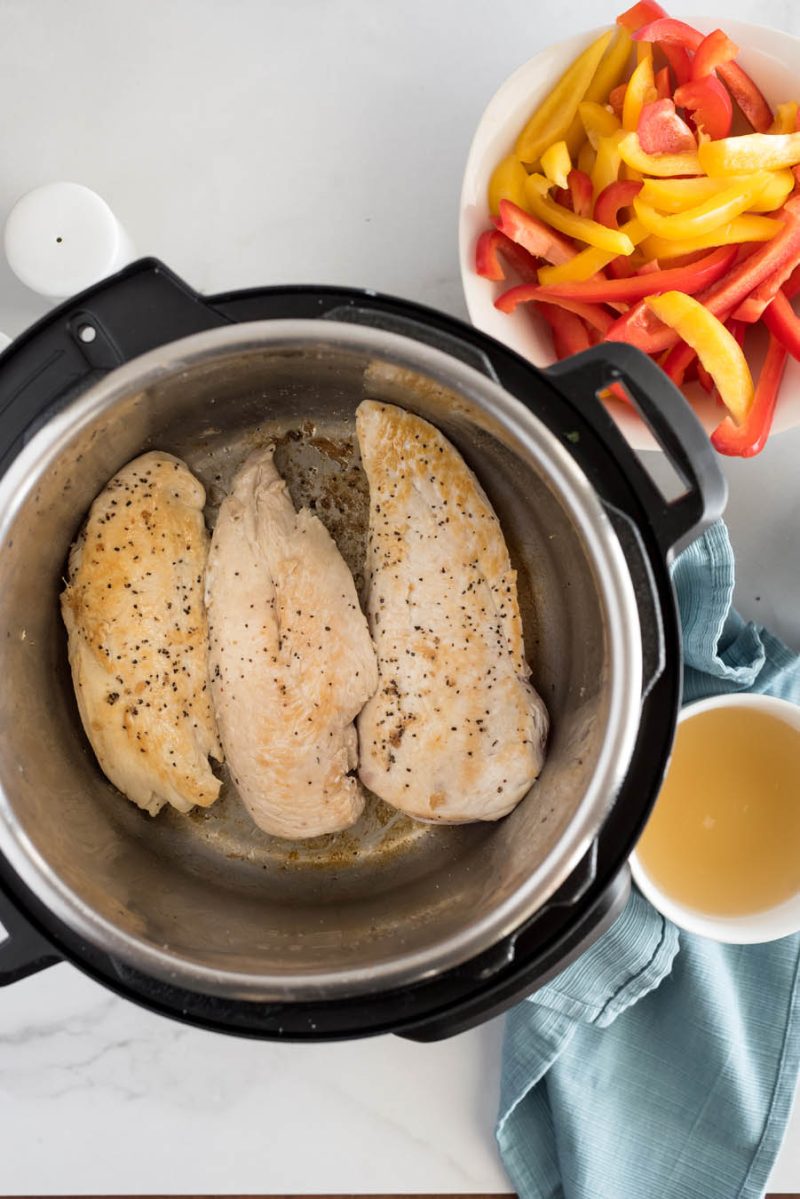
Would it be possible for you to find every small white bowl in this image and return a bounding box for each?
[630,692,800,943]
[458,18,800,451]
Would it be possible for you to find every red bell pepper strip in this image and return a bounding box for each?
[609,83,627,119]
[531,245,736,304]
[674,77,733,141]
[655,66,671,99]
[783,263,800,301]
[726,318,747,348]
[637,98,696,153]
[535,301,591,359]
[475,229,540,283]
[495,286,614,335]
[662,338,697,386]
[569,169,594,218]
[594,179,643,228]
[696,361,714,392]
[607,196,800,353]
[634,18,773,130]
[660,42,691,86]
[493,200,575,266]
[711,333,788,456]
[616,0,666,31]
[691,29,738,79]
[762,289,800,361]
[732,231,800,322]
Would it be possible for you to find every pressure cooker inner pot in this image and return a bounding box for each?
[0,323,640,998]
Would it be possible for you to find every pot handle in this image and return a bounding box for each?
[545,344,727,558]
[0,886,61,986]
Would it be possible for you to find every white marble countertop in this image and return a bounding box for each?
[1,0,799,1193]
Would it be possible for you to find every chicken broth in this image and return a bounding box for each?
[636,706,800,917]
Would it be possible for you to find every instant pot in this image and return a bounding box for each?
[0,259,725,1041]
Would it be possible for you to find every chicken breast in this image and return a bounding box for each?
[61,451,222,816]
[205,447,378,839]
[356,400,548,823]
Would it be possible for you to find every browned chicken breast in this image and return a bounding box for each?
[356,401,548,823]
[61,451,222,816]
[205,447,378,839]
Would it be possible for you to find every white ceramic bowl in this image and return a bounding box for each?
[630,692,800,943]
[459,18,800,451]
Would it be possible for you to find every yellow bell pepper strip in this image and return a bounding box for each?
[488,155,530,217]
[541,141,572,190]
[645,291,754,423]
[608,197,800,355]
[515,29,614,165]
[632,174,772,242]
[637,98,696,153]
[524,176,635,255]
[495,287,614,336]
[771,102,799,135]
[591,130,625,199]
[475,230,541,283]
[639,172,795,215]
[577,140,597,176]
[617,131,701,177]
[641,217,781,260]
[711,332,788,457]
[494,199,576,265]
[531,245,737,304]
[562,28,634,159]
[700,133,800,176]
[579,101,621,147]
[622,53,656,131]
[635,39,653,64]
[538,218,648,284]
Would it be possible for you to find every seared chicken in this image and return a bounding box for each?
[356,401,548,822]
[61,451,222,816]
[205,447,378,839]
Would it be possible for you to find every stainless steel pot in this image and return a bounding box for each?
[0,263,725,1036]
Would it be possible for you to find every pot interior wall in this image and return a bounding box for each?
[0,336,613,996]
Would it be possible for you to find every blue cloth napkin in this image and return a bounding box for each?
[498,522,800,1199]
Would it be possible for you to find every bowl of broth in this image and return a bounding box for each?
[631,693,800,943]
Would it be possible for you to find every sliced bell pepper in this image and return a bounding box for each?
[674,77,733,141]
[516,29,614,164]
[494,200,576,265]
[488,155,530,216]
[594,179,643,228]
[762,288,800,360]
[733,248,800,322]
[717,61,773,133]
[691,29,738,79]
[532,245,736,304]
[622,53,656,132]
[475,229,540,283]
[538,218,648,284]
[696,361,714,393]
[609,83,627,119]
[534,301,592,359]
[662,337,698,386]
[524,177,635,255]
[541,140,572,190]
[495,286,614,334]
[700,133,800,176]
[770,102,799,135]
[783,263,800,301]
[636,40,653,64]
[655,66,671,100]
[617,131,701,177]
[610,198,800,352]
[616,0,666,31]
[711,333,787,456]
[641,216,781,260]
[632,173,771,241]
[577,140,597,176]
[645,291,754,423]
[637,98,696,153]
[579,100,622,146]
[591,131,625,199]
[569,169,594,218]
[660,42,691,87]
[639,171,794,215]
[562,27,635,160]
